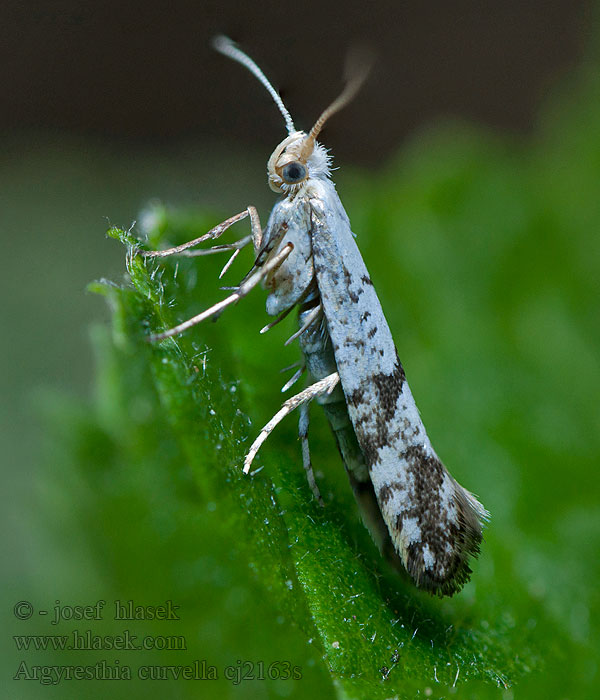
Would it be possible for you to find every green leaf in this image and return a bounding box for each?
[81,213,540,699]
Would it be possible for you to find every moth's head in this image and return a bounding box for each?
[212,35,371,194]
[266,131,330,193]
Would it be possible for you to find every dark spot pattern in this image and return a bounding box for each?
[343,338,365,350]
[390,444,484,596]
[343,344,484,595]
[347,352,406,469]
[348,387,364,404]
[361,275,373,286]
[371,353,406,422]
[342,263,353,287]
[378,484,393,505]
[378,481,403,505]
[368,326,378,339]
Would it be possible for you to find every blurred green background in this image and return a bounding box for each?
[1,3,599,699]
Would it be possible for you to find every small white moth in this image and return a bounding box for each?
[143,36,489,596]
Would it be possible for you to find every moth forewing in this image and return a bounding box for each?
[145,36,488,597]
[310,196,488,595]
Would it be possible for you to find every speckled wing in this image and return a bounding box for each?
[309,184,488,596]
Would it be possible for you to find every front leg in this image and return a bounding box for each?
[141,206,262,259]
[148,241,294,341]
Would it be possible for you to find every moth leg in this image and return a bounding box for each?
[219,219,289,291]
[179,207,264,281]
[284,303,322,346]
[243,371,340,474]
[175,236,252,258]
[218,247,242,279]
[148,241,293,341]
[299,402,324,506]
[280,364,306,393]
[176,238,251,280]
[251,220,288,272]
[260,304,295,334]
[141,208,253,258]
[248,205,263,253]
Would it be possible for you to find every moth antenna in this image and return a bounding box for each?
[298,46,374,162]
[213,35,296,135]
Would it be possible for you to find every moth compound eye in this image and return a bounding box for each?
[281,161,307,184]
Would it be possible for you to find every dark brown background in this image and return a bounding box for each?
[1,0,593,163]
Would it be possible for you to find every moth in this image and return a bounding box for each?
[143,36,489,596]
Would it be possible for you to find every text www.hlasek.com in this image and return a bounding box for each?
[14,629,186,652]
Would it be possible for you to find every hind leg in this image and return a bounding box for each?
[299,402,324,506]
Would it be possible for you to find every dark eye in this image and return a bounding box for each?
[281,161,307,184]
